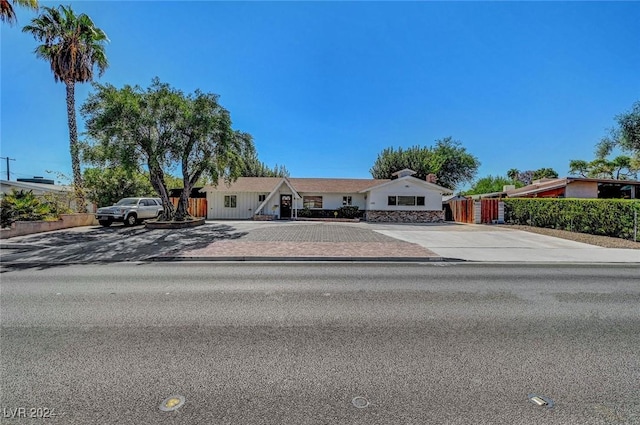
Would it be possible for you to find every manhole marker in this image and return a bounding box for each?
[528,393,554,408]
[160,395,186,412]
[352,396,369,409]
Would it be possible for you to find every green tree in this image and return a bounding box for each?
[597,101,640,160]
[82,79,182,220]
[82,78,250,221]
[237,132,289,177]
[569,156,638,180]
[170,89,244,220]
[532,167,559,181]
[370,137,480,190]
[23,5,108,213]
[464,175,523,195]
[83,167,155,207]
[507,168,520,182]
[1,0,37,25]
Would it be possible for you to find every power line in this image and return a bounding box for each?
[0,157,16,181]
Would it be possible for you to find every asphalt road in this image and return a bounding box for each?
[1,263,639,424]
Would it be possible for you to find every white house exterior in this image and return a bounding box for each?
[200,170,452,223]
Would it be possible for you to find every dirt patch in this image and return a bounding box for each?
[498,224,640,249]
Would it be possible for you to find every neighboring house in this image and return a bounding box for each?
[200,169,452,222]
[0,178,78,210]
[469,177,640,200]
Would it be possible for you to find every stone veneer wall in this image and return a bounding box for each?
[366,210,444,223]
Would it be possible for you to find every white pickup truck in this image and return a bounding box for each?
[95,197,164,227]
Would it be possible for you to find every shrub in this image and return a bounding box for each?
[0,189,72,228]
[504,198,640,241]
[337,206,360,219]
[298,207,312,218]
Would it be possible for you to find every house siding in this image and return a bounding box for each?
[566,181,598,198]
[207,192,269,219]
[366,179,443,211]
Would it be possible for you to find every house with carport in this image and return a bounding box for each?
[200,169,452,222]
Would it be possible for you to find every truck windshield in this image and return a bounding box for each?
[115,199,139,206]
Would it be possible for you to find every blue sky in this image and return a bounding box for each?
[2,1,639,189]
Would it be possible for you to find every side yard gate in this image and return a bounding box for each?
[450,199,503,224]
[169,198,208,218]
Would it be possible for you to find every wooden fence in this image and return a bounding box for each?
[450,199,502,224]
[450,199,475,223]
[169,198,207,218]
[480,199,500,224]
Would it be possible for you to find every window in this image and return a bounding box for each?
[388,196,426,206]
[303,196,323,209]
[258,194,266,202]
[224,195,237,208]
[342,196,352,206]
[398,196,416,206]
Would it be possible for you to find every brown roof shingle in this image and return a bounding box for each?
[201,177,282,193]
[201,177,390,194]
[287,178,390,193]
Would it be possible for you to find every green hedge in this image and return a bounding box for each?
[504,198,640,241]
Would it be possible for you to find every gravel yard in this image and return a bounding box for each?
[498,224,640,249]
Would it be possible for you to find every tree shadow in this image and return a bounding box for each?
[0,224,247,273]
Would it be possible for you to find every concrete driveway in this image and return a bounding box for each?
[368,222,640,263]
[1,221,638,265]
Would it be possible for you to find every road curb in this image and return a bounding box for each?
[150,255,464,262]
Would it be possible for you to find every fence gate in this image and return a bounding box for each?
[450,199,475,223]
[451,199,503,224]
[169,198,208,218]
[480,199,500,224]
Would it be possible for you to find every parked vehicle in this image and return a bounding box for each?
[95,198,163,227]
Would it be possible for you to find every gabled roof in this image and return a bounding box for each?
[359,175,453,194]
[506,178,569,197]
[506,177,640,198]
[200,177,282,193]
[200,175,456,194]
[287,178,390,193]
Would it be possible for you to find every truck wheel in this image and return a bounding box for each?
[99,219,112,227]
[124,214,137,227]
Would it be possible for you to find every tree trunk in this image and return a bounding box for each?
[65,81,87,213]
[174,158,196,221]
[148,162,173,221]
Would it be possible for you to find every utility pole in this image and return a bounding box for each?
[0,157,16,180]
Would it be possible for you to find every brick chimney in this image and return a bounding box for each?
[426,174,437,184]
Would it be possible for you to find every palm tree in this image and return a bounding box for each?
[0,0,37,25]
[23,5,108,212]
[507,168,519,182]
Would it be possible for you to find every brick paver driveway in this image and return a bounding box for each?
[177,222,439,260]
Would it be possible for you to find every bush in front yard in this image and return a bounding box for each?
[504,198,640,240]
[337,206,360,219]
[0,189,72,228]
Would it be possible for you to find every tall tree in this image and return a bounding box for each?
[569,156,638,180]
[507,168,519,182]
[23,5,108,212]
[82,78,251,221]
[597,101,640,160]
[82,80,181,220]
[532,167,559,181]
[237,132,289,177]
[370,137,480,190]
[464,175,523,195]
[171,90,242,221]
[1,0,37,25]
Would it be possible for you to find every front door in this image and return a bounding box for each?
[280,195,292,219]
